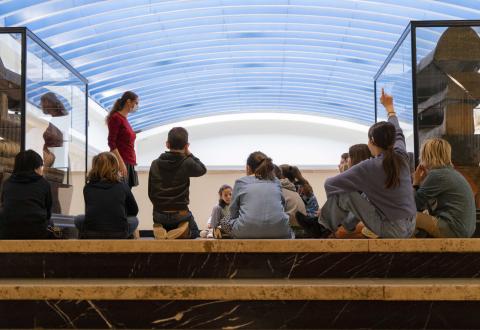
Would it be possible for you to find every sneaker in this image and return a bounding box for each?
[153,224,167,239]
[199,229,208,238]
[167,221,190,239]
[207,229,214,239]
[361,226,379,239]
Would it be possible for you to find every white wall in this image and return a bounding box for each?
[136,113,374,168]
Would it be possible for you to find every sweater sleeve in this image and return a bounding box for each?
[124,184,139,216]
[229,179,244,219]
[147,163,154,203]
[184,154,207,177]
[210,205,223,228]
[388,115,408,158]
[324,162,367,197]
[107,115,121,150]
[415,172,444,211]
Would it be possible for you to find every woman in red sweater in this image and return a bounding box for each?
[106,91,139,188]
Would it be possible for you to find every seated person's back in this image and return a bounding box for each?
[149,127,207,239]
[75,152,139,238]
[229,151,292,239]
[0,150,52,239]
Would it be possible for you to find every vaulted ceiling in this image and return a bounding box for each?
[2,0,480,131]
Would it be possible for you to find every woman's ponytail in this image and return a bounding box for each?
[247,151,275,181]
[106,91,138,123]
[368,121,403,189]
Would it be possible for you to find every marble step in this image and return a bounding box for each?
[1,239,480,279]
[1,278,480,301]
[1,238,480,253]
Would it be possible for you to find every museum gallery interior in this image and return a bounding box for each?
[1,1,480,329]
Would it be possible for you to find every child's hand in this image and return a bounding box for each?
[380,88,394,113]
[413,164,427,186]
[183,144,191,156]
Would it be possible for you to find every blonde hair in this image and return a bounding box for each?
[420,138,453,169]
[87,152,121,183]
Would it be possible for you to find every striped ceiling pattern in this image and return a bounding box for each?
[1,0,480,131]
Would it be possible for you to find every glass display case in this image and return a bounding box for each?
[0,27,87,215]
[375,21,480,209]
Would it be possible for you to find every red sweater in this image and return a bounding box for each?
[107,112,136,165]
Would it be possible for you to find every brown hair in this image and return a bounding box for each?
[87,152,121,183]
[420,138,453,169]
[218,184,232,208]
[247,151,274,181]
[348,144,372,167]
[167,127,189,150]
[368,121,403,189]
[273,164,282,179]
[300,182,314,197]
[106,91,138,123]
[279,164,307,185]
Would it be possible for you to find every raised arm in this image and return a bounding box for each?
[381,89,407,156]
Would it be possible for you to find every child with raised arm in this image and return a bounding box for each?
[299,89,416,238]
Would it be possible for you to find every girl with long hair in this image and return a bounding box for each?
[315,90,416,238]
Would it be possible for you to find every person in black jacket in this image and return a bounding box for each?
[75,152,139,239]
[148,127,207,239]
[0,150,52,239]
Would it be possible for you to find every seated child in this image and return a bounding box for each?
[0,150,52,239]
[279,164,307,191]
[299,182,319,218]
[315,90,416,238]
[414,138,476,238]
[339,152,349,172]
[149,127,207,239]
[273,165,308,237]
[75,152,139,239]
[210,184,232,231]
[217,151,292,239]
[347,144,372,167]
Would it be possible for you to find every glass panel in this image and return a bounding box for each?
[415,26,480,207]
[0,33,22,180]
[25,34,87,214]
[375,31,414,153]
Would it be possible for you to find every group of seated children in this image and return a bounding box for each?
[0,90,476,239]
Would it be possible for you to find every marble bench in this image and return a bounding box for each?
[1,278,480,301]
[0,239,478,279]
[1,239,480,329]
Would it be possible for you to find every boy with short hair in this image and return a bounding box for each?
[148,127,207,239]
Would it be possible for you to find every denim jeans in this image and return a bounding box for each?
[153,211,200,238]
[74,215,139,239]
[319,191,415,238]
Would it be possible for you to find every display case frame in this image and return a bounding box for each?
[0,27,88,182]
[374,20,480,162]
